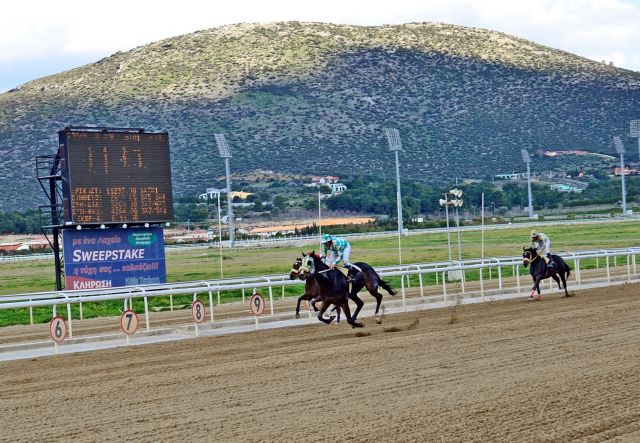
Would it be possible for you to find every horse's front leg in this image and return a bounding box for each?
[295,294,307,319]
[530,277,542,301]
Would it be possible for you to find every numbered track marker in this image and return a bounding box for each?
[249,293,265,316]
[49,316,67,344]
[120,309,139,335]
[191,300,206,324]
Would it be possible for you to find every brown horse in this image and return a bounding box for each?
[297,252,363,328]
[290,257,341,322]
[345,262,396,321]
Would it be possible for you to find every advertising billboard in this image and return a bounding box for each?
[63,227,166,290]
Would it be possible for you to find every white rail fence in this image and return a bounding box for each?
[1,247,639,340]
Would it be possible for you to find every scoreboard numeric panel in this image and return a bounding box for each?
[60,130,174,224]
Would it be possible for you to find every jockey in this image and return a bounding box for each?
[530,230,554,268]
[321,233,351,270]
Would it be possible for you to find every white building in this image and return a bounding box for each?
[199,187,224,200]
[329,183,347,194]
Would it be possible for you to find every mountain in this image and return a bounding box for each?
[1,21,639,212]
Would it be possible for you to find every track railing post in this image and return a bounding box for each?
[479,264,485,301]
[401,271,406,312]
[202,282,215,324]
[63,293,72,339]
[442,271,447,306]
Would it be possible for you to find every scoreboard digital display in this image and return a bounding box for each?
[59,128,174,225]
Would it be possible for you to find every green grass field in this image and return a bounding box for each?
[1,220,639,326]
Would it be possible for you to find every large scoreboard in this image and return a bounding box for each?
[59,128,174,225]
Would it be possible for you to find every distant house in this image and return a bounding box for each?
[304,175,347,194]
[614,167,639,176]
[0,241,48,253]
[550,184,582,193]
[494,172,524,180]
[329,183,347,194]
[199,187,224,201]
[198,189,255,205]
[229,191,254,200]
[304,175,340,187]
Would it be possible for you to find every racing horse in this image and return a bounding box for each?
[292,253,396,321]
[290,257,341,322]
[522,247,571,300]
[297,252,364,328]
[345,261,396,321]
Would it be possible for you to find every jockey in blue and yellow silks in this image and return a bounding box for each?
[321,234,352,270]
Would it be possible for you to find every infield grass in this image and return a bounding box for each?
[1,220,639,326]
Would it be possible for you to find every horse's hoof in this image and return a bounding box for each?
[328,316,336,323]
[351,322,364,328]
[295,313,300,319]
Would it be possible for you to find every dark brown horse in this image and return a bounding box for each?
[346,262,396,321]
[522,247,571,300]
[297,252,363,328]
[290,257,341,322]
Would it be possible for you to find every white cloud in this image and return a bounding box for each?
[1,0,639,90]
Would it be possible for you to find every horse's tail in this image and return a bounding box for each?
[565,262,571,278]
[379,278,396,296]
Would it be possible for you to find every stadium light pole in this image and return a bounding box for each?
[481,192,485,259]
[217,191,224,279]
[384,128,404,264]
[438,194,453,261]
[613,136,627,215]
[450,189,463,261]
[318,190,322,246]
[521,149,534,218]
[214,134,235,246]
[631,120,640,161]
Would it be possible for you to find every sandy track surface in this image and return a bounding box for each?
[1,283,639,442]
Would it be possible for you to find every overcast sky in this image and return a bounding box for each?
[1,0,640,93]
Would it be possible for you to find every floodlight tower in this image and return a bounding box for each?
[384,128,404,264]
[450,189,464,261]
[613,136,627,215]
[521,149,534,218]
[438,194,453,261]
[214,133,235,246]
[631,120,640,160]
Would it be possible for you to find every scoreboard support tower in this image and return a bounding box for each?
[36,151,65,291]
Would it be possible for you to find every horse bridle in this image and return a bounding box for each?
[291,256,314,278]
[522,250,540,265]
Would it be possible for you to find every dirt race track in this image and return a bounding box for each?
[1,283,640,442]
